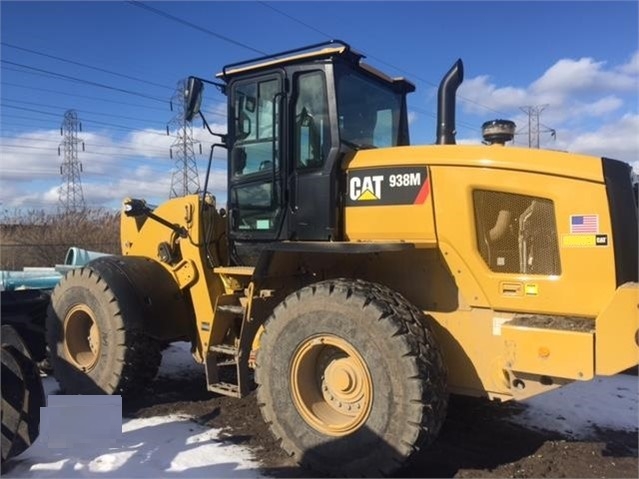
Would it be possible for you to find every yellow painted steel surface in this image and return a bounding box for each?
[595,282,639,375]
[501,325,594,380]
[427,309,513,398]
[116,143,636,399]
[345,144,616,318]
[346,144,604,182]
[431,165,615,317]
[120,195,227,360]
[343,143,637,397]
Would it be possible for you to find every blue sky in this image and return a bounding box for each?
[1,1,637,210]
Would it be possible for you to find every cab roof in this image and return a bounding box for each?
[216,40,415,91]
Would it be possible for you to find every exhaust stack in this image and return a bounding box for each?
[436,59,464,145]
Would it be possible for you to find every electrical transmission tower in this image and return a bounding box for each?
[168,78,201,198]
[518,105,556,148]
[58,109,86,213]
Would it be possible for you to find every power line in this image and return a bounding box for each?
[1,134,168,156]
[1,104,170,137]
[1,60,168,104]
[2,81,176,112]
[0,130,168,157]
[2,98,168,126]
[126,1,267,55]
[1,82,228,119]
[1,151,178,177]
[2,163,174,178]
[1,42,174,91]
[410,105,480,132]
[258,2,512,119]
[257,1,328,38]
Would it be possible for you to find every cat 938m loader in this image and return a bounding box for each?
[47,41,638,476]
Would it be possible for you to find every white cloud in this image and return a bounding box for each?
[459,76,528,112]
[455,50,638,169]
[531,57,636,98]
[0,125,229,210]
[618,50,639,76]
[458,50,638,118]
[556,113,639,170]
[571,95,624,117]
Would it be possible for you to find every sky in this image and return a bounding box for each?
[1,0,638,211]
[6,342,638,477]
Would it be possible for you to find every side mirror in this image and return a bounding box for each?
[184,77,203,122]
[123,198,149,217]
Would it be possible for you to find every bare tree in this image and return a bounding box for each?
[1,209,120,270]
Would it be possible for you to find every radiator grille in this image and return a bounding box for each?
[473,190,560,275]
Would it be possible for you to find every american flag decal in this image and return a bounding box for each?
[570,214,599,233]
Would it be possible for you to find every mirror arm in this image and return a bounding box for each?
[190,75,226,91]
[202,142,227,202]
[199,111,227,143]
[124,199,187,238]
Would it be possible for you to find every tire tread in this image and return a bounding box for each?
[255,278,448,477]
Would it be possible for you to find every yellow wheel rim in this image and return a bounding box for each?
[290,334,372,436]
[63,305,101,371]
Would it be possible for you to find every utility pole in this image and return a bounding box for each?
[518,105,556,148]
[58,109,86,213]
[168,78,201,198]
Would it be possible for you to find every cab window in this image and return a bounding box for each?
[293,71,331,169]
[336,70,403,149]
[231,78,279,177]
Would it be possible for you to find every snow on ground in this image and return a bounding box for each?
[6,344,266,478]
[509,374,638,439]
[9,411,264,478]
[5,342,637,477]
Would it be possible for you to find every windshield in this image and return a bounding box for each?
[336,69,404,149]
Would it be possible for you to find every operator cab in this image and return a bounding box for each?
[186,41,414,264]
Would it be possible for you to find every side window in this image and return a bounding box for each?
[232,78,279,177]
[336,70,402,149]
[373,109,394,147]
[293,71,330,169]
[473,190,561,275]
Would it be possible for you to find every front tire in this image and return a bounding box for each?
[46,262,162,396]
[255,279,448,477]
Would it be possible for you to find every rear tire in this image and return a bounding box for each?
[1,325,45,466]
[46,266,161,396]
[255,279,448,477]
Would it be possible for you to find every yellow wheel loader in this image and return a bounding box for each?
[47,41,638,476]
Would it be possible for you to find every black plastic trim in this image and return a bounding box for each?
[602,158,638,286]
[253,241,415,279]
[263,241,414,254]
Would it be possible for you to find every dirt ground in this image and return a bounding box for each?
[123,364,638,478]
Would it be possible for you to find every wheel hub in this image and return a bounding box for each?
[290,334,372,436]
[321,354,367,416]
[63,305,101,371]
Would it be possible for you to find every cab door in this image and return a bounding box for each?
[288,68,339,240]
[227,73,285,241]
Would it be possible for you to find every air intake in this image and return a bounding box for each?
[482,119,516,145]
